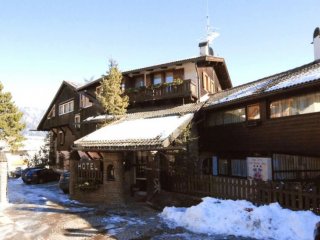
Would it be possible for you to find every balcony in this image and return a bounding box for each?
[125,79,197,104]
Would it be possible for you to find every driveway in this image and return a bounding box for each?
[0,178,253,240]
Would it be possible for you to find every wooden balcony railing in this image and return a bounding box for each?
[125,79,197,103]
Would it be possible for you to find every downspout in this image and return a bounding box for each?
[195,62,201,103]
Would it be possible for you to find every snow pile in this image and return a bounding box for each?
[160,197,320,240]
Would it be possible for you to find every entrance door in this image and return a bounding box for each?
[134,151,148,191]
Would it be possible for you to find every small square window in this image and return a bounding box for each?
[247,104,260,120]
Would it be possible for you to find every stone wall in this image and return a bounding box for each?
[70,152,132,206]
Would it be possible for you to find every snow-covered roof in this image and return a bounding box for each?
[205,60,320,108]
[74,113,194,151]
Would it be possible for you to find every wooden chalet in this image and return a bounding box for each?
[199,28,320,182]
[37,28,320,208]
[37,41,232,204]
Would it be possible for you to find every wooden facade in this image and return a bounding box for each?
[200,61,320,182]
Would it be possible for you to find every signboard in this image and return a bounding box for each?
[77,159,101,171]
[247,157,272,181]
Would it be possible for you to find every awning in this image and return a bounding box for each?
[74,113,194,151]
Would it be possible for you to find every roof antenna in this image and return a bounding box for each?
[204,0,219,44]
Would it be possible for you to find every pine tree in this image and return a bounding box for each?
[0,82,25,151]
[30,133,50,167]
[96,60,129,116]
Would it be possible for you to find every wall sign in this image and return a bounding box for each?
[77,159,101,171]
[247,157,272,181]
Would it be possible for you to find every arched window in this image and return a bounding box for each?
[107,164,115,181]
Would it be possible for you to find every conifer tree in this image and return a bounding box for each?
[30,133,50,167]
[96,60,129,116]
[0,82,25,151]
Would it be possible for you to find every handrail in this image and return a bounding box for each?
[125,79,197,102]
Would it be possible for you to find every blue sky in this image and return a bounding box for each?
[0,0,319,109]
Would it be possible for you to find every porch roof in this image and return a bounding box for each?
[74,113,194,151]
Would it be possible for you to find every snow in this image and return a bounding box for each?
[208,64,320,106]
[76,113,193,143]
[83,114,115,122]
[266,67,320,92]
[211,79,271,105]
[160,197,320,240]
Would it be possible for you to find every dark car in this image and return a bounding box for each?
[59,171,70,194]
[24,168,60,184]
[21,167,42,183]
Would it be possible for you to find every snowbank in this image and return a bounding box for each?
[160,197,320,240]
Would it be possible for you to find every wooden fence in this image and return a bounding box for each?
[166,174,320,214]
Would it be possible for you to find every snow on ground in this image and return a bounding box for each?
[160,197,320,240]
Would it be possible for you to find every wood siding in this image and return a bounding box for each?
[201,98,320,157]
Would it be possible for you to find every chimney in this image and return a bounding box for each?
[199,41,214,56]
[313,27,320,61]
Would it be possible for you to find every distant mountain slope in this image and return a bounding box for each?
[20,107,46,137]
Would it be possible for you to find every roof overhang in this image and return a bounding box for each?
[73,113,194,152]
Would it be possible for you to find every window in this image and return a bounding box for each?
[270,92,320,118]
[207,108,246,126]
[107,164,115,181]
[74,114,80,129]
[231,159,247,177]
[165,72,174,83]
[273,154,320,180]
[79,93,92,109]
[153,73,162,85]
[58,100,74,115]
[247,104,260,120]
[218,158,229,175]
[58,131,65,145]
[134,76,144,88]
[202,72,215,93]
[202,158,213,175]
[96,86,102,96]
[47,105,56,119]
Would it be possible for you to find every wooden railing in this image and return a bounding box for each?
[165,174,320,214]
[125,79,197,103]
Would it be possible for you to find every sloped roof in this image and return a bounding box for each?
[74,103,202,151]
[83,103,203,124]
[205,60,320,109]
[37,81,81,130]
[78,55,232,90]
[74,113,194,151]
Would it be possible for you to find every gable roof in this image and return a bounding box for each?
[74,103,202,151]
[204,60,320,109]
[37,81,81,130]
[77,55,232,91]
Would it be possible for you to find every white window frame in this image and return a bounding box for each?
[58,100,74,115]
